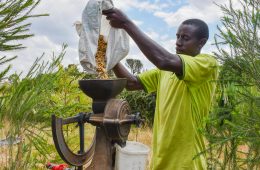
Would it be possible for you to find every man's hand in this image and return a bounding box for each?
[104,8,183,75]
[102,8,130,29]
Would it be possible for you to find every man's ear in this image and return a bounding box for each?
[198,38,207,49]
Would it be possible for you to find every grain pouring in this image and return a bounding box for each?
[95,35,109,79]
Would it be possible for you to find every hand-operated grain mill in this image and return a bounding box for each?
[51,79,142,170]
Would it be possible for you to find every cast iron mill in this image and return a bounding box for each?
[51,78,142,170]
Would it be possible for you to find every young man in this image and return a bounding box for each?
[103,8,218,170]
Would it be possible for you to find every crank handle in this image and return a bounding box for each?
[120,112,144,127]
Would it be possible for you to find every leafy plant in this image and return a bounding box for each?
[205,0,260,169]
[0,1,93,169]
[0,0,47,128]
[0,47,64,169]
[0,0,48,51]
[120,90,155,127]
[125,58,144,75]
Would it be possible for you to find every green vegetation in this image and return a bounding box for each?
[0,0,92,169]
[0,0,48,51]
[125,58,144,75]
[0,0,259,169]
[0,50,93,169]
[204,0,260,169]
[120,90,155,126]
[121,58,155,126]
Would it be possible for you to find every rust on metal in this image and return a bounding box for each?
[51,79,142,170]
[51,114,95,166]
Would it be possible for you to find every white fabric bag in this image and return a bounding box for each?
[76,0,129,74]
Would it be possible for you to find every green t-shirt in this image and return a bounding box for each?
[137,54,218,170]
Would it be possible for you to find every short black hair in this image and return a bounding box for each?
[182,19,209,40]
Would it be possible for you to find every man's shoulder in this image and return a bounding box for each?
[195,53,218,66]
[137,68,160,81]
[139,68,160,75]
[179,53,215,60]
[179,53,218,67]
[197,53,217,61]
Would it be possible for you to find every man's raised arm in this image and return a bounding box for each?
[103,8,183,76]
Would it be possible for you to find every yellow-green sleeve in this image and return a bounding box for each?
[178,54,218,87]
[137,69,160,93]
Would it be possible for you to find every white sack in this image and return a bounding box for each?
[76,0,129,74]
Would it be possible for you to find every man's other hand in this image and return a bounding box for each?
[102,8,130,29]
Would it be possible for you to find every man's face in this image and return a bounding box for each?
[175,24,204,56]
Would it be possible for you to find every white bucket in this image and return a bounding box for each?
[115,141,150,170]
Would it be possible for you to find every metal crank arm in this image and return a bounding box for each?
[51,114,96,166]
